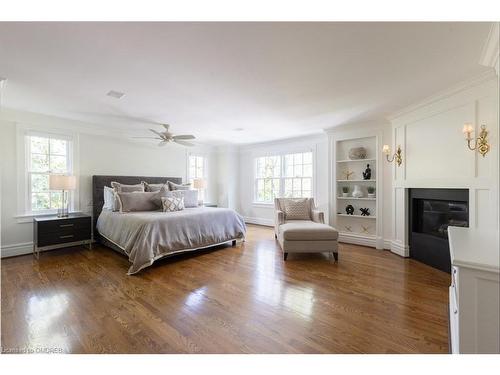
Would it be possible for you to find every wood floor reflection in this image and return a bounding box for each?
[1,224,450,353]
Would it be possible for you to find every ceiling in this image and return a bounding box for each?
[0,22,493,145]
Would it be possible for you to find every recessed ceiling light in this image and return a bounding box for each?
[233,128,244,131]
[106,90,125,99]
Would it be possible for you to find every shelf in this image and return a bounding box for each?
[337,214,377,219]
[337,158,376,163]
[337,179,376,182]
[339,231,376,239]
[337,197,376,201]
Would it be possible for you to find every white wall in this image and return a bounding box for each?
[0,109,217,256]
[389,72,499,256]
[238,134,329,226]
[215,145,240,210]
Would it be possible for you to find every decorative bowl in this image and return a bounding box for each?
[348,147,367,160]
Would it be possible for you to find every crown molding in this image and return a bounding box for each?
[238,132,326,152]
[387,70,497,122]
[479,22,499,75]
[323,119,389,134]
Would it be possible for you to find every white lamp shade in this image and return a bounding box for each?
[193,178,206,189]
[49,175,76,190]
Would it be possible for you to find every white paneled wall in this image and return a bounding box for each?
[390,72,499,256]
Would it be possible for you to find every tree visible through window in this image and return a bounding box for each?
[255,152,313,203]
[27,135,71,212]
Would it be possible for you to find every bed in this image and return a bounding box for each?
[92,175,246,274]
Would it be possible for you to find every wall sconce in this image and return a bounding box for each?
[382,144,403,166]
[463,123,490,157]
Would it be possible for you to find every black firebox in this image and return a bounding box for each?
[408,188,469,273]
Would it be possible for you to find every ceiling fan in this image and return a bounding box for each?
[132,124,196,147]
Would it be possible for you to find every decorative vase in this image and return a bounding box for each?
[352,185,363,198]
[348,147,367,160]
[368,193,376,198]
[342,192,349,197]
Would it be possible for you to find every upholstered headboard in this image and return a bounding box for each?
[91,175,182,239]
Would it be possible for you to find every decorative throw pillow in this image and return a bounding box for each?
[115,191,158,212]
[283,198,311,220]
[170,190,199,208]
[111,181,144,193]
[142,181,167,192]
[167,181,190,191]
[161,196,184,212]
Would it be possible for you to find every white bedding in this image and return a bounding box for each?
[96,207,246,274]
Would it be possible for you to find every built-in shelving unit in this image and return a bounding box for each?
[336,158,376,164]
[337,197,376,201]
[337,179,376,182]
[337,214,377,219]
[326,128,383,249]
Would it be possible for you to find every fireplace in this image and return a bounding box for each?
[408,188,469,273]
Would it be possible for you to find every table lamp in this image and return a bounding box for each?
[192,178,207,206]
[49,175,76,217]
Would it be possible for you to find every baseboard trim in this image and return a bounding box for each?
[244,216,274,227]
[390,240,410,257]
[339,233,378,248]
[383,239,392,250]
[1,242,33,258]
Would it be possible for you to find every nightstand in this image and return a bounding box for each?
[203,203,218,207]
[33,213,92,258]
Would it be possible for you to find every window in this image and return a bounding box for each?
[283,152,313,198]
[255,155,281,203]
[26,134,72,213]
[188,154,206,200]
[254,151,313,203]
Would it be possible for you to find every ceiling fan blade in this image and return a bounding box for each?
[158,141,168,147]
[173,135,196,140]
[132,136,162,139]
[149,129,163,137]
[161,124,170,131]
[174,139,195,147]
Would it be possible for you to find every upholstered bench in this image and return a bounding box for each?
[274,198,339,261]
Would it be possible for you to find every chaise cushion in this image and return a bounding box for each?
[280,220,338,241]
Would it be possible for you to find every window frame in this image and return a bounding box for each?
[187,153,208,201]
[16,125,79,221]
[26,132,74,214]
[253,150,315,205]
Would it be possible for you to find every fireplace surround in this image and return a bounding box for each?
[408,188,469,273]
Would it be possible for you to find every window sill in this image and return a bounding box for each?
[15,211,82,224]
[252,202,274,208]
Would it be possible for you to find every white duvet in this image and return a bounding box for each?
[96,207,246,274]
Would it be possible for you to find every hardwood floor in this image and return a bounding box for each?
[1,224,450,353]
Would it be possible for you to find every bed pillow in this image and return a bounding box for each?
[161,196,184,212]
[103,186,116,210]
[142,181,167,192]
[283,198,311,220]
[150,185,170,208]
[167,181,190,191]
[170,189,198,208]
[111,181,145,193]
[115,191,158,212]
